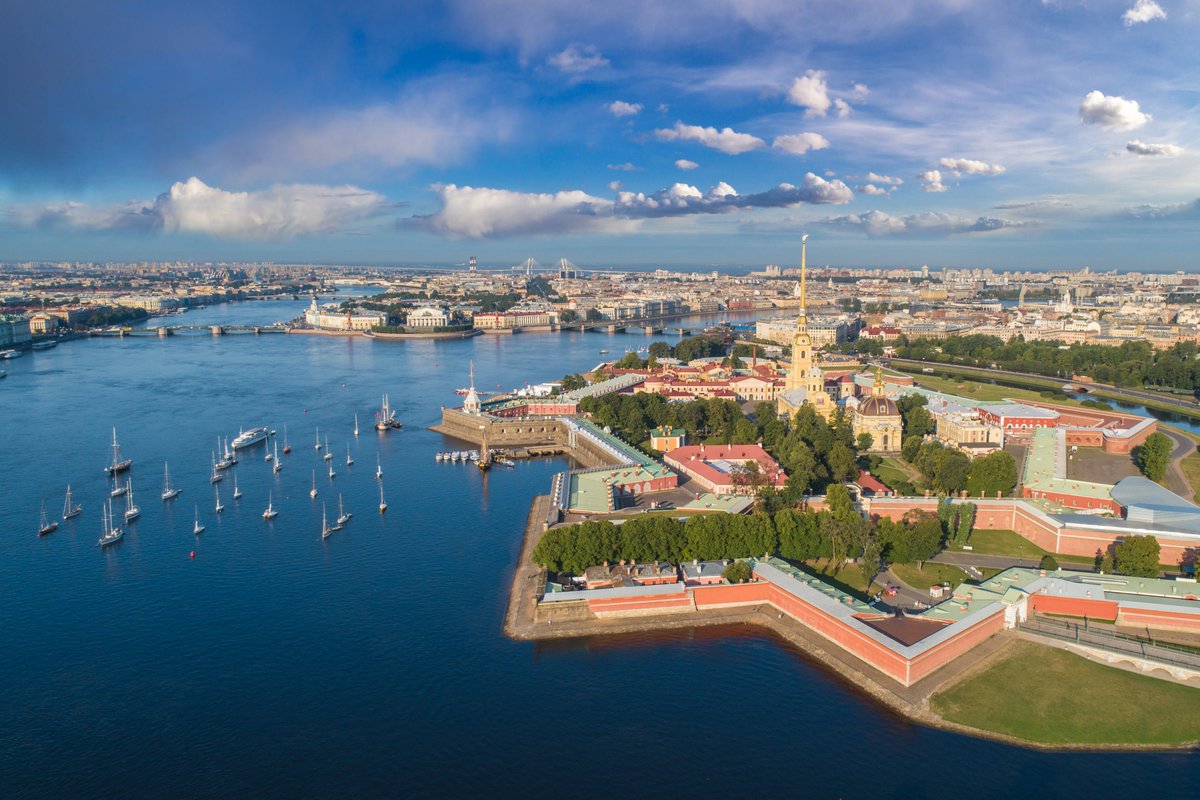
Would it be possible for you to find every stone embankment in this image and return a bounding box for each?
[501,495,1191,751]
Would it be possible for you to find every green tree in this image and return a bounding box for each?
[826,441,858,483]
[723,560,752,583]
[903,405,934,439]
[1039,555,1060,571]
[932,449,971,494]
[648,341,672,358]
[1136,432,1173,482]
[856,432,874,453]
[558,309,579,323]
[901,436,922,464]
[965,451,1018,497]
[615,351,644,369]
[1113,535,1161,577]
[560,373,586,392]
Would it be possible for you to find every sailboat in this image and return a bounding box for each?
[262,491,277,520]
[232,472,242,500]
[310,469,318,499]
[336,494,352,527]
[375,454,382,480]
[224,437,236,465]
[104,427,132,475]
[345,443,354,467]
[210,454,222,483]
[38,500,58,536]
[354,413,360,437]
[282,423,291,455]
[162,461,181,500]
[215,438,233,470]
[323,434,332,461]
[477,429,492,472]
[215,484,224,513]
[321,503,333,539]
[315,427,322,451]
[97,500,123,547]
[328,463,336,479]
[110,480,128,498]
[193,505,205,535]
[375,394,402,430]
[123,479,140,522]
[272,439,281,473]
[379,482,387,514]
[62,485,82,520]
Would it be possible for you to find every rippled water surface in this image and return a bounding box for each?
[1,300,1196,798]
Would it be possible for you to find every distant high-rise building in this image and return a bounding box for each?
[469,256,477,272]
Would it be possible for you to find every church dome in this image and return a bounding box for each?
[858,395,899,417]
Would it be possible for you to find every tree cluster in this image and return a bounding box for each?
[905,440,971,494]
[1135,432,1173,482]
[532,496,951,580]
[965,451,1018,498]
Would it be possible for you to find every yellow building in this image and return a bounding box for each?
[777,235,834,421]
[852,367,902,453]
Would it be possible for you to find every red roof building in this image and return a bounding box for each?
[663,444,788,495]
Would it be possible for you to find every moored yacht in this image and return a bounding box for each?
[38,501,58,536]
[104,428,132,475]
[230,426,269,450]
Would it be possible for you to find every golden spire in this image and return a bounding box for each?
[799,233,808,311]
[874,363,884,396]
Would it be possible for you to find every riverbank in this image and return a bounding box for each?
[367,329,482,340]
[503,495,1199,751]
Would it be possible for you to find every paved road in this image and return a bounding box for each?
[885,358,1200,419]
[1159,426,1196,500]
[931,551,1041,570]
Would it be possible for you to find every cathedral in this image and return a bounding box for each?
[776,235,835,420]
[851,366,902,453]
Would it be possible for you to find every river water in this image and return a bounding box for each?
[1,300,1196,798]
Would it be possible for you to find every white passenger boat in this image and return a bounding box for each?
[230,426,269,450]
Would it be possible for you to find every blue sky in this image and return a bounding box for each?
[1,0,1197,269]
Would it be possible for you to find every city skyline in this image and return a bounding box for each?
[1,1,1198,269]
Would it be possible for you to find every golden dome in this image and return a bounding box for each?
[858,395,899,417]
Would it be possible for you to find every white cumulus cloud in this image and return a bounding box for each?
[547,43,609,73]
[919,170,947,192]
[1123,0,1166,26]
[416,175,853,238]
[675,159,700,170]
[1126,140,1182,157]
[607,162,639,171]
[866,172,903,185]
[824,210,1025,238]
[6,177,387,238]
[1079,91,1151,131]
[654,121,765,155]
[786,70,832,117]
[833,99,852,118]
[772,132,830,155]
[939,157,1006,176]
[422,184,614,238]
[859,185,887,195]
[608,100,643,117]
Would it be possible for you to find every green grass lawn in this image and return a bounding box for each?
[801,560,878,599]
[1179,450,1200,504]
[931,641,1200,746]
[951,529,1097,566]
[874,457,918,490]
[897,369,1086,406]
[891,562,968,591]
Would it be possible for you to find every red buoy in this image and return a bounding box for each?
[189,551,196,559]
